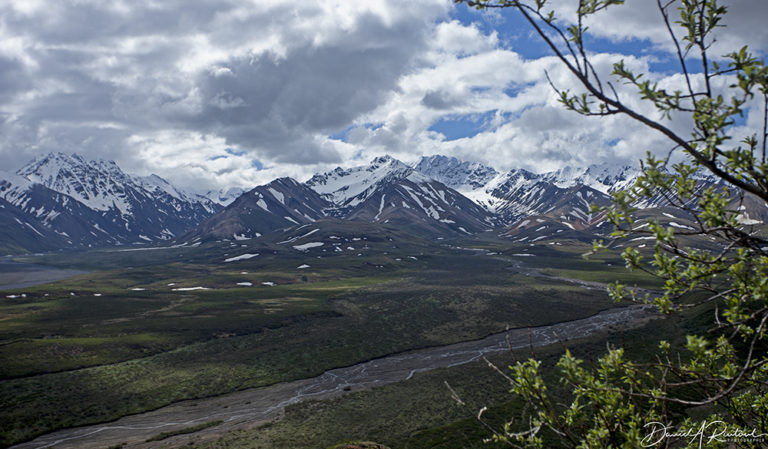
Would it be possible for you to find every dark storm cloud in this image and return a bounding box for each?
[2,1,234,44]
[0,56,31,105]
[421,90,460,110]
[186,12,434,163]
[9,0,759,185]
[0,1,447,171]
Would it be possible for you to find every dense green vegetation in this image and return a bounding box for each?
[191,305,696,449]
[458,1,768,447]
[0,230,648,447]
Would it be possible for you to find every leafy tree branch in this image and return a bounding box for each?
[455,0,768,446]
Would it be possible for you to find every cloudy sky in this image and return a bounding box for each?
[1,0,766,192]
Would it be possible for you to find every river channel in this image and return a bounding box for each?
[12,304,657,449]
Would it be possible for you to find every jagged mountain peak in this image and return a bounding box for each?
[17,152,134,212]
[306,155,428,208]
[544,163,640,194]
[184,176,331,242]
[139,173,170,185]
[369,154,398,166]
[1,151,758,253]
[136,173,182,196]
[203,186,248,207]
[300,155,495,235]
[411,155,621,228]
[14,152,219,213]
[270,176,302,188]
[365,155,413,177]
[414,155,498,191]
[21,152,123,177]
[0,152,221,251]
[135,173,218,213]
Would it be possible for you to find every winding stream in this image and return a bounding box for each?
[12,304,657,449]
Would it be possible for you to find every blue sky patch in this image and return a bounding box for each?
[226,148,246,157]
[330,123,384,142]
[451,4,554,60]
[329,124,355,141]
[451,3,701,77]
[429,110,499,141]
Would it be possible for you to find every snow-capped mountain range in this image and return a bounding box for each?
[414,154,629,225]
[0,151,759,253]
[0,153,222,251]
[186,156,495,242]
[308,156,494,232]
[187,155,648,243]
[184,177,331,242]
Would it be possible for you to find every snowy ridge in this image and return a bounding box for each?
[413,156,622,228]
[542,163,639,194]
[19,154,135,213]
[0,171,33,212]
[0,153,221,248]
[305,155,494,233]
[307,155,422,207]
[203,187,247,207]
[182,177,331,242]
[190,155,497,243]
[0,152,760,252]
[137,174,219,214]
[16,153,219,215]
[414,155,498,190]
